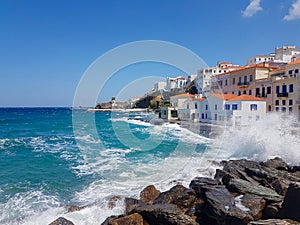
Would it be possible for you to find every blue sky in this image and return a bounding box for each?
[0,0,300,106]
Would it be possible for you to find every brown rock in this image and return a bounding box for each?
[248,219,300,225]
[140,185,160,204]
[49,217,75,225]
[111,213,144,225]
[66,205,85,212]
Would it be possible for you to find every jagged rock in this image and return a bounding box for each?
[280,182,300,222]
[110,213,144,225]
[201,185,264,225]
[140,185,160,204]
[49,217,75,225]
[131,204,198,225]
[262,202,282,219]
[190,177,221,198]
[227,178,283,203]
[125,197,147,214]
[153,185,196,212]
[101,215,123,225]
[248,219,300,225]
[107,196,122,209]
[260,157,290,171]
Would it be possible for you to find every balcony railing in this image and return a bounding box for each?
[277,93,289,97]
[237,81,250,86]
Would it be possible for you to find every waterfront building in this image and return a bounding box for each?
[154,81,166,92]
[200,94,266,127]
[178,97,204,122]
[159,106,178,120]
[166,76,187,91]
[170,93,195,109]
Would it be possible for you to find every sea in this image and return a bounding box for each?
[0,107,300,225]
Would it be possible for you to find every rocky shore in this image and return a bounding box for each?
[49,157,300,225]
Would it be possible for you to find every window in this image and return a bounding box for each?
[225,104,230,110]
[282,100,286,105]
[232,104,238,110]
[289,70,293,75]
[276,86,280,94]
[282,107,286,112]
[267,87,271,94]
[250,75,253,82]
[232,78,235,84]
[205,104,208,110]
[282,85,287,93]
[239,77,242,83]
[163,110,167,115]
[187,104,189,109]
[215,104,218,110]
[232,91,235,94]
[250,104,258,111]
[275,100,279,106]
[244,76,247,83]
[289,99,293,105]
[249,90,252,95]
[225,79,228,86]
[295,69,299,74]
[238,91,241,96]
[205,113,207,119]
[171,110,178,117]
[289,107,293,113]
[289,84,294,93]
[195,103,198,109]
[243,90,247,94]
[215,114,217,120]
[201,113,204,119]
[275,107,279,112]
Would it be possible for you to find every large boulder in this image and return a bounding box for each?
[227,179,283,203]
[131,204,198,225]
[189,177,221,198]
[280,183,300,222]
[110,213,144,225]
[201,185,265,225]
[153,185,196,213]
[140,185,160,204]
[49,217,75,225]
[248,219,300,225]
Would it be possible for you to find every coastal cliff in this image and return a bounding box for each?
[49,157,300,225]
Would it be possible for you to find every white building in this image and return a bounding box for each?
[195,62,241,96]
[199,94,266,127]
[170,93,195,109]
[247,46,300,66]
[178,97,204,122]
[166,76,188,91]
[154,81,166,91]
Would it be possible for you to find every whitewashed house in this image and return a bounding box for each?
[178,97,204,122]
[170,93,195,108]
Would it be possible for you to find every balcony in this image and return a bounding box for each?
[277,93,289,97]
[237,81,250,87]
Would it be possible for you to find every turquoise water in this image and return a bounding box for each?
[0,108,210,225]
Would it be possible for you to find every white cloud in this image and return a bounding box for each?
[284,0,300,21]
[242,0,263,17]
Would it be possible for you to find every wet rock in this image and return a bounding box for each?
[125,197,147,214]
[262,202,282,219]
[248,219,300,225]
[140,185,160,204]
[49,217,75,225]
[190,177,221,198]
[108,196,122,209]
[101,215,123,225]
[66,205,85,213]
[227,178,283,203]
[280,182,300,222]
[153,185,196,212]
[110,213,144,225]
[260,157,290,171]
[202,185,263,225]
[131,204,198,225]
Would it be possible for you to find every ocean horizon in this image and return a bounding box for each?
[0,107,299,225]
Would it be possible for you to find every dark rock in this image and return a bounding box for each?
[248,219,300,225]
[110,213,144,225]
[280,182,300,222]
[227,178,283,203]
[262,202,282,219]
[202,185,262,225]
[153,185,196,213]
[189,177,221,199]
[140,185,160,204]
[49,217,75,225]
[131,204,198,225]
[241,194,266,220]
[260,157,290,171]
[125,197,147,214]
[107,196,122,209]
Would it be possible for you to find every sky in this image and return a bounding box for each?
[0,0,300,107]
